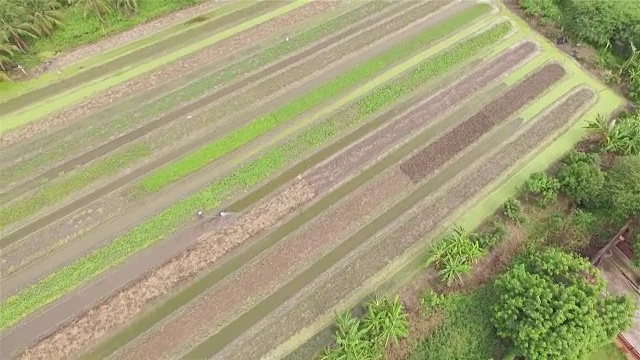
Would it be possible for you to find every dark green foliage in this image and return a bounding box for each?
[492,249,635,360]
[557,159,605,206]
[586,112,640,156]
[561,150,601,167]
[503,198,525,224]
[419,289,444,317]
[519,0,560,25]
[473,221,507,250]
[522,172,560,208]
[599,156,640,221]
[321,295,409,360]
[633,233,640,269]
[561,0,640,59]
[408,287,505,360]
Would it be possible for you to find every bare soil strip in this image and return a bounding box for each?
[0,1,438,203]
[206,88,596,360]
[305,41,538,192]
[0,1,287,116]
[400,62,565,182]
[0,1,336,148]
[0,0,440,254]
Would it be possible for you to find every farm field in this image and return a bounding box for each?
[0,1,625,359]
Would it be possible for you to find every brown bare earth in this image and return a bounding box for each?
[116,168,412,360]
[0,1,337,148]
[212,86,596,360]
[307,40,538,191]
[400,62,566,182]
[0,0,452,293]
[16,179,315,360]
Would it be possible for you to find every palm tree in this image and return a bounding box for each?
[0,2,41,51]
[114,0,138,17]
[70,0,112,22]
[0,33,18,71]
[23,0,64,37]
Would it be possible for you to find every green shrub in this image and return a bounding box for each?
[522,172,560,208]
[473,221,507,250]
[519,0,561,25]
[557,160,605,206]
[502,198,525,224]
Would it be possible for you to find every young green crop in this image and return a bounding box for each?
[137,4,494,194]
[0,143,151,227]
[0,19,510,330]
[3,2,390,184]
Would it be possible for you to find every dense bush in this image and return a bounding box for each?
[522,172,560,208]
[519,0,640,103]
[599,156,640,221]
[557,158,605,206]
[492,248,635,360]
[561,0,640,59]
[502,198,525,224]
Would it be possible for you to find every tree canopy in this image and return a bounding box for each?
[492,248,635,360]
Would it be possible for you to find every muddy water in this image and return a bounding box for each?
[1,1,288,116]
[186,117,524,359]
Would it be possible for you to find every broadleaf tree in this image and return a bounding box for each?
[492,248,635,360]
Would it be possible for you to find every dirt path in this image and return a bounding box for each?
[0,1,422,203]
[207,86,595,360]
[0,2,335,148]
[0,1,286,117]
[30,41,533,360]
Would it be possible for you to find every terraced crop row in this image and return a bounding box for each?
[0,2,624,360]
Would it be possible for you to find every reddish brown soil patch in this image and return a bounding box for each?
[306,41,538,191]
[213,88,597,360]
[17,180,315,360]
[400,62,566,182]
[1,2,336,148]
[118,169,412,360]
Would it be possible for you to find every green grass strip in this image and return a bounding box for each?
[83,21,511,359]
[3,2,390,185]
[136,4,493,194]
[0,143,151,228]
[0,17,509,332]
